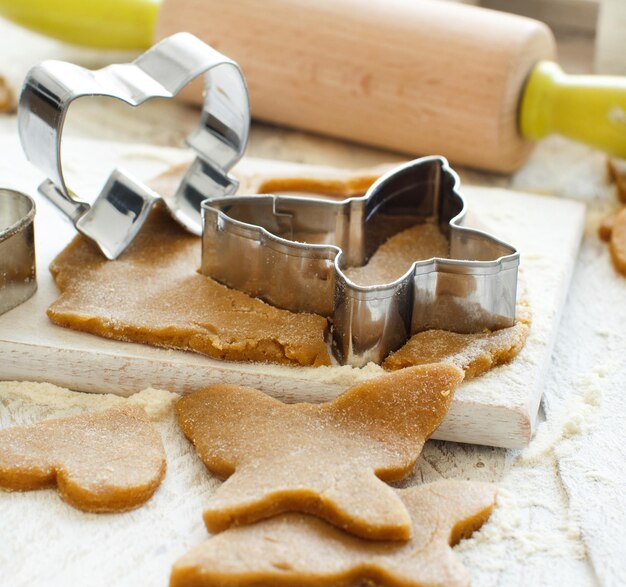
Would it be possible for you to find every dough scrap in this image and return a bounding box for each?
[48,207,330,367]
[384,301,531,378]
[150,161,388,201]
[0,405,166,512]
[609,208,626,276]
[598,207,622,242]
[170,480,497,587]
[0,75,14,113]
[176,364,463,541]
[607,158,626,203]
[596,201,626,277]
[254,173,379,198]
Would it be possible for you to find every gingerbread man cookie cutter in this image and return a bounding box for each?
[18,32,249,260]
[201,156,520,366]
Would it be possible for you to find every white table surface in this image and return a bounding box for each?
[0,17,624,587]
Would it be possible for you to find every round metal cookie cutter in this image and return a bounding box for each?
[0,189,36,316]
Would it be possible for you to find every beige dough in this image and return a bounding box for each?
[170,480,497,587]
[345,223,449,286]
[0,406,165,512]
[0,75,14,113]
[384,301,531,378]
[609,208,626,276]
[597,205,626,277]
[50,164,528,374]
[255,174,378,197]
[149,161,387,201]
[48,207,330,367]
[176,364,463,541]
[608,158,626,203]
[598,207,622,242]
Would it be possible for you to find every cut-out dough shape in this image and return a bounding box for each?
[170,480,497,587]
[0,406,166,512]
[176,364,463,541]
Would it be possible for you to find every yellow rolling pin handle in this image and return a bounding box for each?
[521,61,626,159]
[0,0,158,50]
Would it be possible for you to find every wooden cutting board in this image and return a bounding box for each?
[0,136,585,449]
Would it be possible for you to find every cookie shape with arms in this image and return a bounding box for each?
[170,480,497,587]
[176,364,463,541]
[0,406,166,512]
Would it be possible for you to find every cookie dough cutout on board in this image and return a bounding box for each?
[170,480,497,587]
[0,406,166,512]
[48,206,330,367]
[176,364,463,541]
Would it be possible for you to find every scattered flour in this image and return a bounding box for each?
[0,381,177,421]
[0,368,605,586]
[520,368,604,465]
[455,365,606,579]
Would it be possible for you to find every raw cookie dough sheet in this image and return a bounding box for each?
[0,136,586,448]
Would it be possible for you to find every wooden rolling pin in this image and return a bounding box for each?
[4,0,626,171]
[155,0,555,171]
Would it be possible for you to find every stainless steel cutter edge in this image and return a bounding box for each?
[201,156,520,367]
[18,32,249,259]
[0,189,37,316]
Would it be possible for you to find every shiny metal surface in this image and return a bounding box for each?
[202,157,520,366]
[18,32,249,259]
[0,190,37,315]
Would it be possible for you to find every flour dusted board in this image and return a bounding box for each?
[0,136,585,448]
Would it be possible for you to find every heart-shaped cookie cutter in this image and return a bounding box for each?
[201,156,520,366]
[18,32,249,260]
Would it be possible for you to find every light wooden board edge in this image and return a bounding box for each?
[0,339,531,448]
[525,215,584,439]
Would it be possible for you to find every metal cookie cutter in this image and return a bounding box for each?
[0,190,36,316]
[201,156,520,367]
[18,32,249,260]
